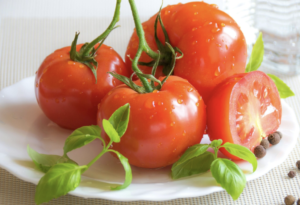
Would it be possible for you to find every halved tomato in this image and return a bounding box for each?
[207,71,282,160]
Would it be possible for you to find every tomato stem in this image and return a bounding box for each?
[69,0,122,84]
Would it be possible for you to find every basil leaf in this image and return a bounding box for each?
[267,74,295,99]
[171,151,214,179]
[103,119,120,143]
[245,32,264,72]
[35,163,87,204]
[172,144,210,168]
[211,139,223,148]
[222,143,257,172]
[211,158,246,200]
[63,125,101,154]
[108,103,130,137]
[27,145,77,173]
[110,151,132,190]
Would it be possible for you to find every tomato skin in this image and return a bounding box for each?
[35,44,129,130]
[97,76,206,168]
[207,71,282,160]
[125,2,247,102]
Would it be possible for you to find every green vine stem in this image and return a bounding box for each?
[69,0,122,83]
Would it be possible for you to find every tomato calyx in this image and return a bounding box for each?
[109,0,180,94]
[68,0,121,84]
[138,4,184,76]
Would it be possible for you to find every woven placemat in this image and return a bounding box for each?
[1,17,300,205]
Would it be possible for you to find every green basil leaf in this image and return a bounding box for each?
[172,144,210,168]
[108,103,130,137]
[171,151,214,179]
[110,151,132,190]
[211,139,223,148]
[245,32,264,72]
[103,119,120,143]
[35,163,87,204]
[211,158,246,200]
[63,125,101,154]
[267,74,295,98]
[222,143,257,172]
[27,145,77,173]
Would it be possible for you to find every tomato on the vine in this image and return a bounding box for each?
[125,1,247,102]
[35,44,129,130]
[206,71,282,160]
[97,76,206,168]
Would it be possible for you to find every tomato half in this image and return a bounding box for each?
[207,71,282,159]
[125,2,247,102]
[97,76,206,168]
[35,44,129,130]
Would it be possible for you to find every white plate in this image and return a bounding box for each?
[0,76,298,201]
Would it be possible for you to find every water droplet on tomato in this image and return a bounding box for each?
[210,4,219,9]
[196,102,200,107]
[165,10,170,15]
[199,96,202,101]
[192,41,197,45]
[232,63,235,69]
[149,115,154,119]
[55,99,60,103]
[172,105,175,109]
[225,45,228,50]
[79,64,84,68]
[211,36,215,41]
[145,99,155,109]
[194,12,198,15]
[108,91,112,96]
[193,4,196,7]
[183,131,186,136]
[79,92,83,95]
[173,148,177,152]
[114,95,119,99]
[206,39,210,43]
[192,27,197,31]
[217,44,222,47]
[214,66,221,76]
[68,61,73,65]
[203,21,212,26]
[264,88,268,98]
[233,56,235,61]
[221,23,225,27]
[112,79,117,86]
[158,101,163,106]
[188,87,194,92]
[170,122,174,126]
[177,99,183,104]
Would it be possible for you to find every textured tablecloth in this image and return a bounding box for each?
[1,0,300,204]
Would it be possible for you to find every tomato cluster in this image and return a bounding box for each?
[35,1,282,168]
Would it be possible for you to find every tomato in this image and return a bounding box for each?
[35,44,129,130]
[206,71,282,159]
[97,76,206,168]
[125,1,247,103]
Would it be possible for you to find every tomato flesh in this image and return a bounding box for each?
[207,71,282,159]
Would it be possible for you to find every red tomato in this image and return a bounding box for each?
[97,76,206,168]
[35,44,129,130]
[125,2,247,102]
[207,71,282,159]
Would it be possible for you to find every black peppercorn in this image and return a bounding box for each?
[285,195,295,205]
[288,171,296,178]
[296,160,300,170]
[254,145,266,158]
[268,132,281,145]
[275,131,283,139]
[260,139,269,149]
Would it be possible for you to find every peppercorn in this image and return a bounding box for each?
[260,139,269,149]
[274,131,283,139]
[254,145,266,158]
[288,171,296,178]
[297,198,300,205]
[296,160,300,170]
[285,195,295,205]
[268,132,281,145]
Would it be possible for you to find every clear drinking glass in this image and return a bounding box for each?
[223,0,300,76]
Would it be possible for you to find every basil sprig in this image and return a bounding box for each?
[28,104,131,205]
[171,140,257,200]
[245,32,294,98]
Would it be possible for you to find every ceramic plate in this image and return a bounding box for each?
[0,76,298,201]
